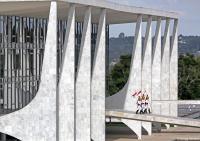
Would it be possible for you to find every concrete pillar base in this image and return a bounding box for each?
[142,122,152,136]
[123,119,142,140]
[165,124,170,129]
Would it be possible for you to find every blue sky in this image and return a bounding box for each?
[108,0,200,37]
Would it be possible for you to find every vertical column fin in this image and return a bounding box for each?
[142,16,152,136]
[151,17,162,131]
[0,2,57,140]
[161,18,171,129]
[122,14,143,140]
[59,4,75,141]
[75,7,91,141]
[91,9,106,141]
[170,19,178,117]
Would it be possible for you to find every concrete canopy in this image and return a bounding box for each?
[0,0,180,140]
[0,0,179,24]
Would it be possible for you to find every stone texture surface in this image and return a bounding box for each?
[170,103,178,118]
[161,19,171,130]
[122,15,142,139]
[170,19,178,101]
[161,19,170,101]
[0,1,180,141]
[75,7,91,141]
[151,18,162,132]
[106,110,200,128]
[141,16,152,136]
[59,4,75,141]
[106,17,180,139]
[170,19,178,118]
[123,15,142,111]
[106,15,143,140]
[152,18,161,101]
[0,2,57,140]
[123,119,142,140]
[91,9,106,141]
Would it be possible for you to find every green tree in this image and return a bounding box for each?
[178,54,200,99]
[107,55,131,96]
[108,54,200,100]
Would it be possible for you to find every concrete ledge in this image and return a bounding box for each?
[106,109,200,128]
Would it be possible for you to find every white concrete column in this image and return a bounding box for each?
[0,2,57,140]
[170,19,178,100]
[152,17,161,101]
[122,15,142,140]
[161,18,170,129]
[59,4,75,141]
[141,16,152,136]
[123,119,142,140]
[151,17,162,130]
[161,18,170,101]
[124,15,142,110]
[75,7,91,141]
[91,9,106,141]
[170,19,178,117]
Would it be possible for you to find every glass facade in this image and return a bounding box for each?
[0,15,109,115]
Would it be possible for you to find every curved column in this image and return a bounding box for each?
[151,17,162,131]
[141,16,152,136]
[106,14,143,140]
[122,15,143,140]
[161,18,170,101]
[0,2,57,140]
[170,19,178,118]
[152,17,161,101]
[161,18,170,129]
[91,9,106,141]
[123,119,142,140]
[124,15,142,110]
[75,7,91,141]
[59,4,75,141]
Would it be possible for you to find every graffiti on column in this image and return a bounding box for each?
[132,90,151,114]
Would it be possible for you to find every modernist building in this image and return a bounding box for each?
[0,0,179,141]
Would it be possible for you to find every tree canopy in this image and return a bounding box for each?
[107,54,200,100]
[178,54,200,99]
[107,55,131,96]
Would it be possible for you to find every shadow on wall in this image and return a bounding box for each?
[0,132,20,141]
[106,122,141,140]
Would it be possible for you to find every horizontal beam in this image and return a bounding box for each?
[178,100,200,105]
[60,0,179,19]
[152,100,200,105]
[106,109,200,128]
[0,0,178,23]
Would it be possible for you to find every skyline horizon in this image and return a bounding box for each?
[110,32,200,38]
[108,0,200,37]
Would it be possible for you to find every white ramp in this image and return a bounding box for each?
[106,109,200,128]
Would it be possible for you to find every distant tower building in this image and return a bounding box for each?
[119,32,125,38]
